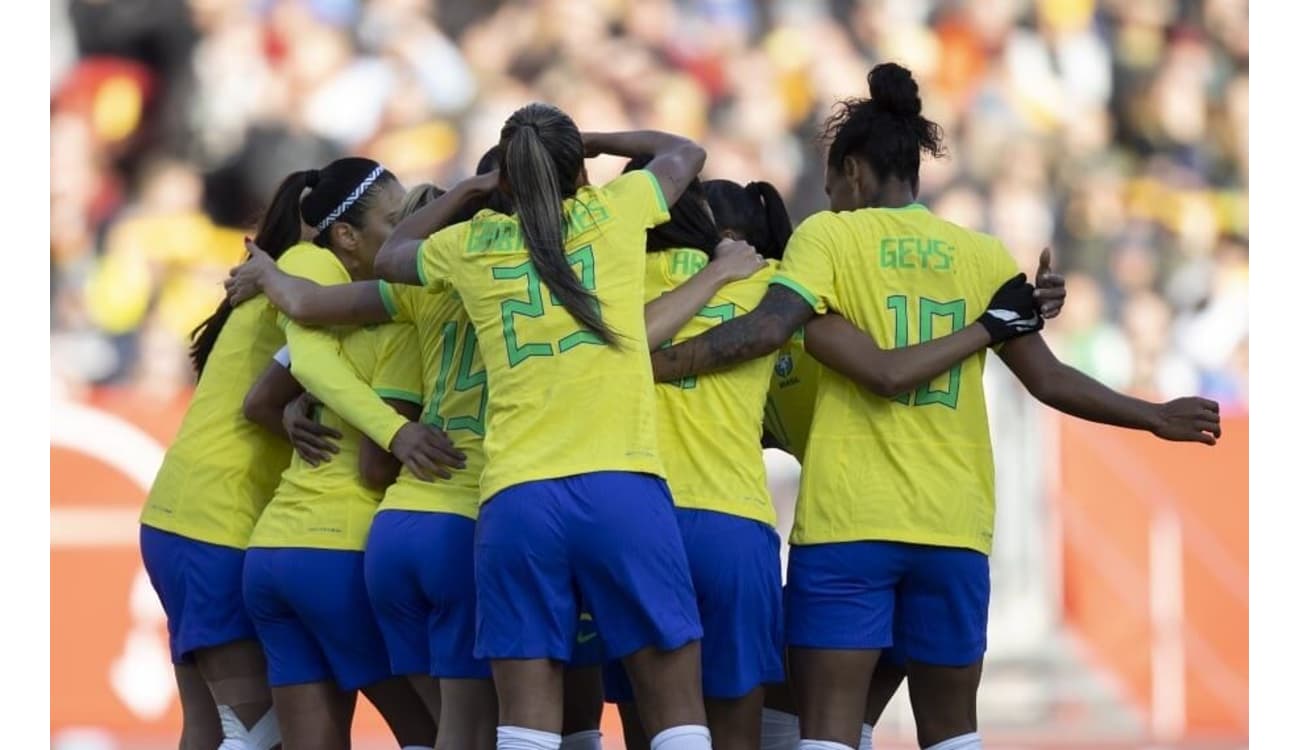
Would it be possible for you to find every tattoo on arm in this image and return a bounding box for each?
[650,285,812,382]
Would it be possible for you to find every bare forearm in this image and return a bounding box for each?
[644,266,729,348]
[264,274,388,327]
[650,314,780,381]
[1037,366,1159,430]
[998,334,1159,431]
[652,285,812,381]
[806,315,992,398]
[585,130,705,204]
[584,130,695,159]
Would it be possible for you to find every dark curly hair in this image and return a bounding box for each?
[821,62,946,193]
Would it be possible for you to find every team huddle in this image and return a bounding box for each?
[137,63,1223,750]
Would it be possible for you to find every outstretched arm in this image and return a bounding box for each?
[583,130,706,207]
[804,314,993,399]
[650,285,814,382]
[375,171,499,284]
[997,333,1222,445]
[225,241,391,326]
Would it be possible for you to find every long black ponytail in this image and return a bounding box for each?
[500,103,616,346]
[702,179,793,260]
[188,170,311,376]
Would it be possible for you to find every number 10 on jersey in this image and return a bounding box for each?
[885,295,965,409]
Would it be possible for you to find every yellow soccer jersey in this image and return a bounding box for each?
[417,170,671,501]
[140,296,290,549]
[646,249,779,527]
[276,243,410,450]
[249,322,422,551]
[764,330,822,463]
[772,204,1019,554]
[377,282,487,519]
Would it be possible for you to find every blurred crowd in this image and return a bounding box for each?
[50,0,1248,412]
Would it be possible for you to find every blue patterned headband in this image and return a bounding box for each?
[314,165,386,233]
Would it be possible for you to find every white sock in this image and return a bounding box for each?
[649,724,712,750]
[797,741,853,750]
[498,725,563,750]
[924,733,982,750]
[858,723,874,750]
[560,729,603,749]
[760,708,800,750]
[216,705,280,750]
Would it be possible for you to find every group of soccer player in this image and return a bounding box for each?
[138,62,1223,750]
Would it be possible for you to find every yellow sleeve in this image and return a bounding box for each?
[417,222,468,292]
[370,324,423,406]
[285,322,409,449]
[276,245,409,448]
[603,169,671,230]
[771,212,840,315]
[378,281,419,323]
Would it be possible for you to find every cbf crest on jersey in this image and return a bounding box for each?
[775,352,794,379]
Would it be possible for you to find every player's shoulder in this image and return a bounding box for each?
[909,210,1002,250]
[345,320,410,363]
[794,209,850,235]
[786,210,853,256]
[276,241,329,266]
[277,241,350,281]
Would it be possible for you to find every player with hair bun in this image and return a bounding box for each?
[653,63,1219,750]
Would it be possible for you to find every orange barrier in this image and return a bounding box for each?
[1057,414,1247,739]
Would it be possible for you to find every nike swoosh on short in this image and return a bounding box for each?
[576,632,598,644]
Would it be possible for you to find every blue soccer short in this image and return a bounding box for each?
[474,471,702,663]
[784,541,990,667]
[139,525,259,664]
[605,507,784,701]
[243,547,394,690]
[364,510,492,680]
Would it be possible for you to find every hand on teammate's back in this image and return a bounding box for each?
[225,238,275,306]
[283,392,340,466]
[977,273,1044,344]
[1151,397,1223,445]
[1033,248,1066,319]
[709,239,767,282]
[389,422,467,481]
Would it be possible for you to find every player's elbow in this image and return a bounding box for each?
[278,296,308,323]
[680,142,707,178]
[865,369,911,399]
